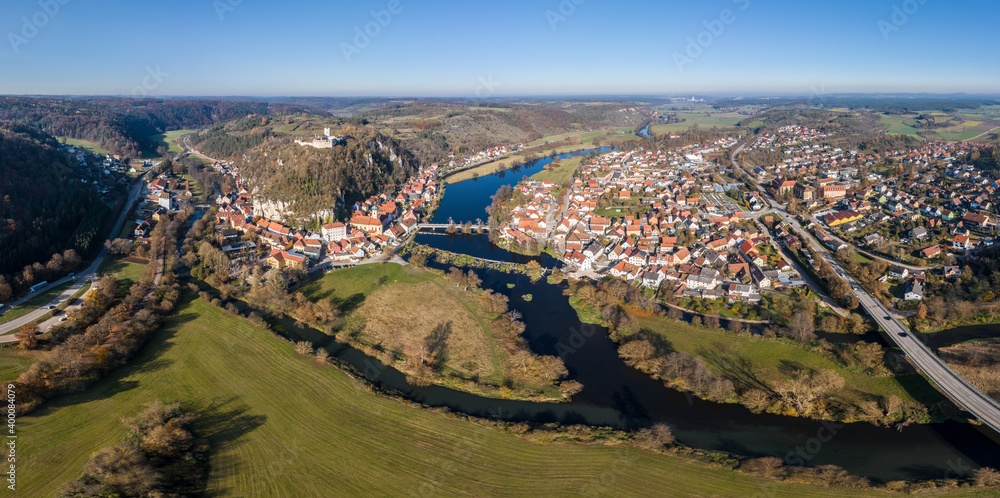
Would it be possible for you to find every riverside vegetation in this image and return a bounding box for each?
[566,278,952,427]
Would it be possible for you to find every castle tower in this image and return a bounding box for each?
[323,127,331,137]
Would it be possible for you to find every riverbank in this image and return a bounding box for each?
[296,262,567,401]
[17,294,965,496]
[445,141,606,184]
[564,279,949,427]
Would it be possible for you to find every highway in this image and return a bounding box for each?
[732,140,1000,433]
[0,181,145,341]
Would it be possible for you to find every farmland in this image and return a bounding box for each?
[13,296,909,497]
[57,137,112,155]
[650,111,745,133]
[148,129,197,156]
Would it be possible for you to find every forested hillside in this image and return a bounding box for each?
[0,123,106,298]
[238,129,416,222]
[0,97,319,158]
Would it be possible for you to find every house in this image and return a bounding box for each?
[953,235,972,250]
[774,179,797,196]
[641,271,662,288]
[157,191,176,210]
[910,227,929,240]
[887,265,909,279]
[726,283,753,300]
[794,183,814,200]
[267,250,307,271]
[823,210,862,227]
[822,184,847,199]
[903,280,924,301]
[962,212,991,229]
[564,250,592,270]
[944,266,961,279]
[863,233,884,247]
[322,222,347,242]
[148,178,168,191]
[350,214,386,235]
[921,245,942,259]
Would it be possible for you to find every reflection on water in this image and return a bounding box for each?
[325,149,1000,481]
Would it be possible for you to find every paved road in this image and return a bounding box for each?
[0,181,144,341]
[181,136,220,164]
[733,140,1000,433]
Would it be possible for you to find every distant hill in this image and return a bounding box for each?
[0,122,108,286]
[238,129,416,223]
[0,97,324,158]
[191,101,653,165]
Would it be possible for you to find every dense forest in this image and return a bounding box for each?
[0,97,318,158]
[0,123,109,297]
[238,129,416,222]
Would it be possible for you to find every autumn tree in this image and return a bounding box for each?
[787,311,816,342]
[633,423,676,449]
[774,369,845,415]
[16,323,39,349]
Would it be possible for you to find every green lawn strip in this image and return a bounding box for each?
[58,137,112,155]
[0,346,41,381]
[97,258,149,292]
[16,296,893,497]
[0,282,74,325]
[636,315,938,406]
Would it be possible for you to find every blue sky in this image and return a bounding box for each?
[1,0,997,97]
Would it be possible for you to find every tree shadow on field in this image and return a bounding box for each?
[194,396,268,497]
[697,343,772,393]
[335,292,366,313]
[425,321,452,369]
[777,359,808,377]
[28,310,200,417]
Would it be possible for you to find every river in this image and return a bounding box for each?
[334,148,1000,481]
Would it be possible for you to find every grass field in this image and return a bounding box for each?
[98,258,148,292]
[15,296,910,497]
[351,278,503,380]
[0,282,73,325]
[300,264,560,396]
[879,115,921,136]
[532,156,583,185]
[148,129,196,157]
[0,346,41,381]
[649,112,744,133]
[58,137,112,155]
[636,315,943,408]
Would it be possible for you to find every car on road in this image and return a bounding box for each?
[59,317,68,322]
[884,315,891,320]
[48,305,56,309]
[898,332,907,338]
